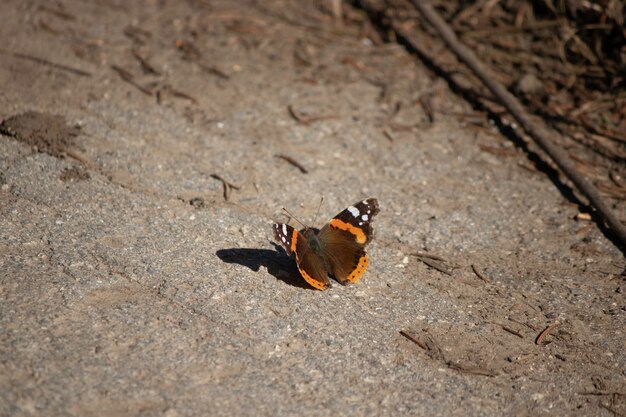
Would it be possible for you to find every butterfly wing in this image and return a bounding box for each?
[273,223,298,255]
[273,223,331,290]
[317,198,379,284]
[317,227,369,284]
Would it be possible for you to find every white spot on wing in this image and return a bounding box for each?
[361,214,368,221]
[282,236,286,243]
[362,200,368,204]
[282,224,287,236]
[348,206,360,217]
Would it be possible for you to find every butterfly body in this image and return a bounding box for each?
[273,198,379,290]
[303,228,322,254]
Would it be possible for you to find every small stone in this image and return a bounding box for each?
[516,73,544,96]
[575,212,591,221]
[190,197,205,208]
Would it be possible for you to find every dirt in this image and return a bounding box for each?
[59,166,90,182]
[0,111,79,158]
[0,1,624,416]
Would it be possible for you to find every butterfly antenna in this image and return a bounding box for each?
[282,207,307,229]
[312,196,324,225]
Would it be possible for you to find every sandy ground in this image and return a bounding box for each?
[0,1,624,416]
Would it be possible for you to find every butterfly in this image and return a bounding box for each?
[273,198,379,290]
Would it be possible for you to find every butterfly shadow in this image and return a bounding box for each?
[215,243,311,289]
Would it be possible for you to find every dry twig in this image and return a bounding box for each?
[288,105,337,125]
[0,48,91,77]
[132,50,160,75]
[199,63,230,79]
[445,362,498,377]
[275,154,308,174]
[493,323,523,338]
[535,322,560,345]
[401,331,497,376]
[471,264,491,283]
[210,174,240,201]
[411,252,456,275]
[111,65,153,96]
[38,4,76,21]
[399,330,428,351]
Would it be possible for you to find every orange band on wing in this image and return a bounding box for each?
[291,229,328,290]
[290,228,298,253]
[346,254,369,283]
[297,266,329,290]
[329,219,367,244]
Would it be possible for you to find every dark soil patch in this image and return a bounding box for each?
[0,111,80,158]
